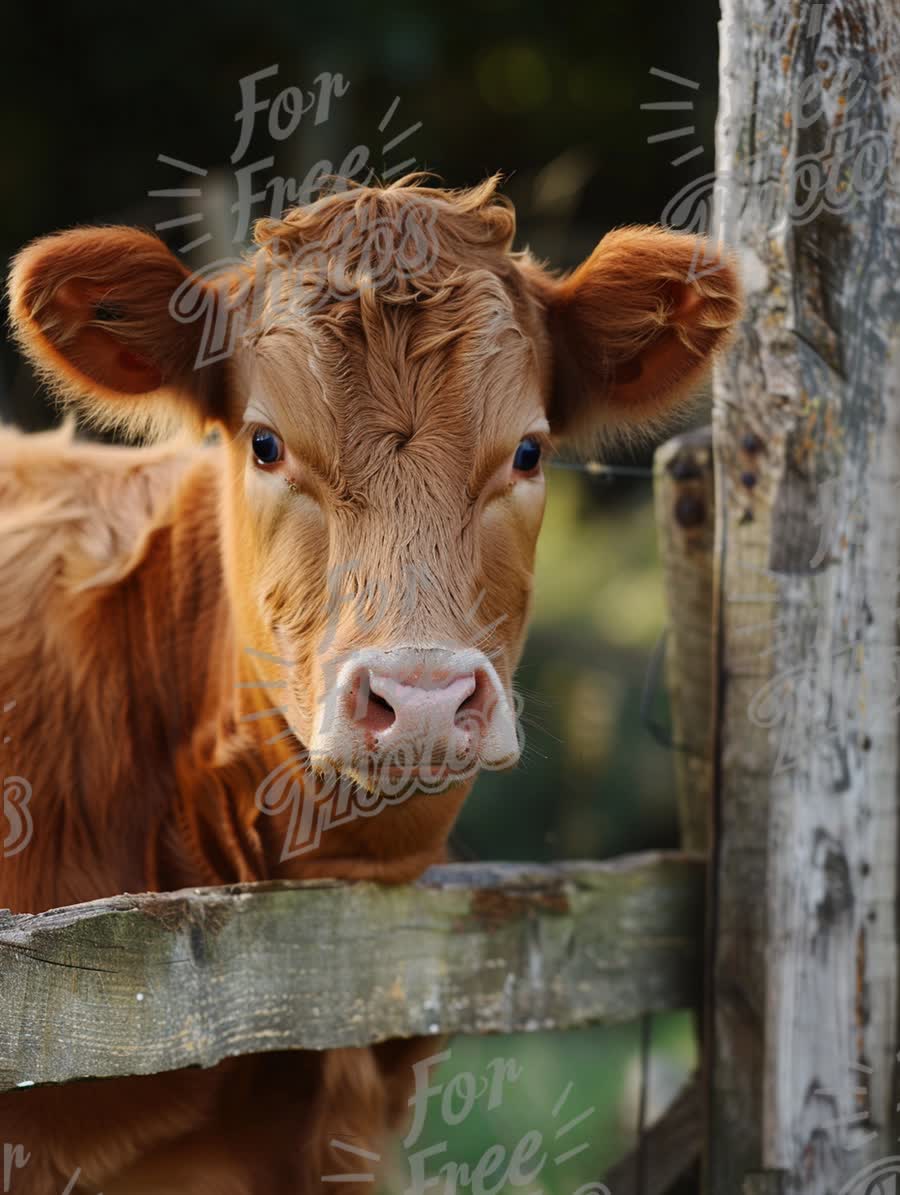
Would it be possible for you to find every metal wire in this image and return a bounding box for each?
[549,460,655,479]
[639,627,696,757]
[549,454,663,1188]
[636,1014,653,1195]
[473,449,660,1193]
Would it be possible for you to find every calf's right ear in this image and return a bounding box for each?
[8,227,223,438]
[523,227,742,448]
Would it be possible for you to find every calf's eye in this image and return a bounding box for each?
[513,436,542,474]
[252,427,284,466]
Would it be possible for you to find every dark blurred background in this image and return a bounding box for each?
[0,3,719,1186]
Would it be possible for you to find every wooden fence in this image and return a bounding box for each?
[2,2,900,1192]
[0,856,703,1092]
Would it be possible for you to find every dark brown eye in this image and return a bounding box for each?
[513,437,542,473]
[252,427,283,465]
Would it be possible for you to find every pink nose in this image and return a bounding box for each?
[351,668,489,746]
[310,647,520,781]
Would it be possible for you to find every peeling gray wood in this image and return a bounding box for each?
[710,1,900,1191]
[654,427,716,852]
[0,854,703,1092]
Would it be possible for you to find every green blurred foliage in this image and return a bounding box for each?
[455,470,679,867]
[377,1015,697,1193]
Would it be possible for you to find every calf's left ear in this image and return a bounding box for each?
[525,227,742,443]
[8,227,223,438]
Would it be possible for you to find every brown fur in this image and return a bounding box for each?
[1,178,741,1192]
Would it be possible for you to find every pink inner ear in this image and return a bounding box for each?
[67,326,164,396]
[668,280,703,320]
[49,281,163,388]
[117,348,155,374]
[52,280,97,326]
[114,347,163,390]
[613,284,702,389]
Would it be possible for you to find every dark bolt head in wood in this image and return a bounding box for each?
[668,456,702,481]
[675,494,705,527]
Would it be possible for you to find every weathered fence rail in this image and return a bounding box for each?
[0,853,703,1093]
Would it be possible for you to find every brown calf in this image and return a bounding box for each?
[0,178,740,1192]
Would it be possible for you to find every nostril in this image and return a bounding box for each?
[364,689,396,734]
[346,665,501,745]
[348,670,397,734]
[453,669,494,727]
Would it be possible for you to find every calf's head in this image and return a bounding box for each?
[9,179,740,796]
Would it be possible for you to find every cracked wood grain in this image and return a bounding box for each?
[709,1,900,1190]
[0,854,703,1093]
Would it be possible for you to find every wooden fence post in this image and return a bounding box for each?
[654,426,716,854]
[599,428,719,1195]
[707,1,900,1191]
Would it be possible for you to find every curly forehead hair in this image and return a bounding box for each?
[245,173,527,308]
